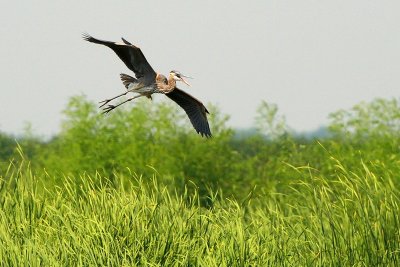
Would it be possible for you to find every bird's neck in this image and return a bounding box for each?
[159,75,176,93]
[167,75,176,89]
[156,73,176,93]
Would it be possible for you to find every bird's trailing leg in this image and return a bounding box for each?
[99,91,129,108]
[99,85,144,108]
[102,94,144,114]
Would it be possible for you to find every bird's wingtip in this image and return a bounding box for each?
[199,130,212,138]
[121,37,132,45]
[82,32,93,41]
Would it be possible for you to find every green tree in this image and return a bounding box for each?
[254,101,288,139]
[328,98,400,138]
[0,131,14,160]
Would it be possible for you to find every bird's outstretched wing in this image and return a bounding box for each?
[166,88,212,138]
[83,33,156,81]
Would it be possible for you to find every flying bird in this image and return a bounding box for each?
[83,33,211,138]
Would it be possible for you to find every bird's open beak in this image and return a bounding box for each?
[180,74,192,86]
[180,77,191,86]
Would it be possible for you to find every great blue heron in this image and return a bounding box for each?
[83,33,211,138]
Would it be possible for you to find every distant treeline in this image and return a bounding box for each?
[1,96,399,200]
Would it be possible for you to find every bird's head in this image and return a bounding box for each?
[169,70,191,86]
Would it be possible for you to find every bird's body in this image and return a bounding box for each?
[120,73,159,97]
[83,33,211,137]
[120,72,177,95]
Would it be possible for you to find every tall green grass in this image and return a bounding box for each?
[1,159,398,266]
[1,97,399,265]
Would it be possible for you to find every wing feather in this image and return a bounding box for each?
[166,88,211,137]
[83,33,156,82]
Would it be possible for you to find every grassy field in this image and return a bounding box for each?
[1,159,399,266]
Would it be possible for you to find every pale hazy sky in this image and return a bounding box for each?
[1,1,399,137]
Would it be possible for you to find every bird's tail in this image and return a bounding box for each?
[120,73,138,89]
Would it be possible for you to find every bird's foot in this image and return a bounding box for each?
[99,99,112,108]
[102,104,116,114]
